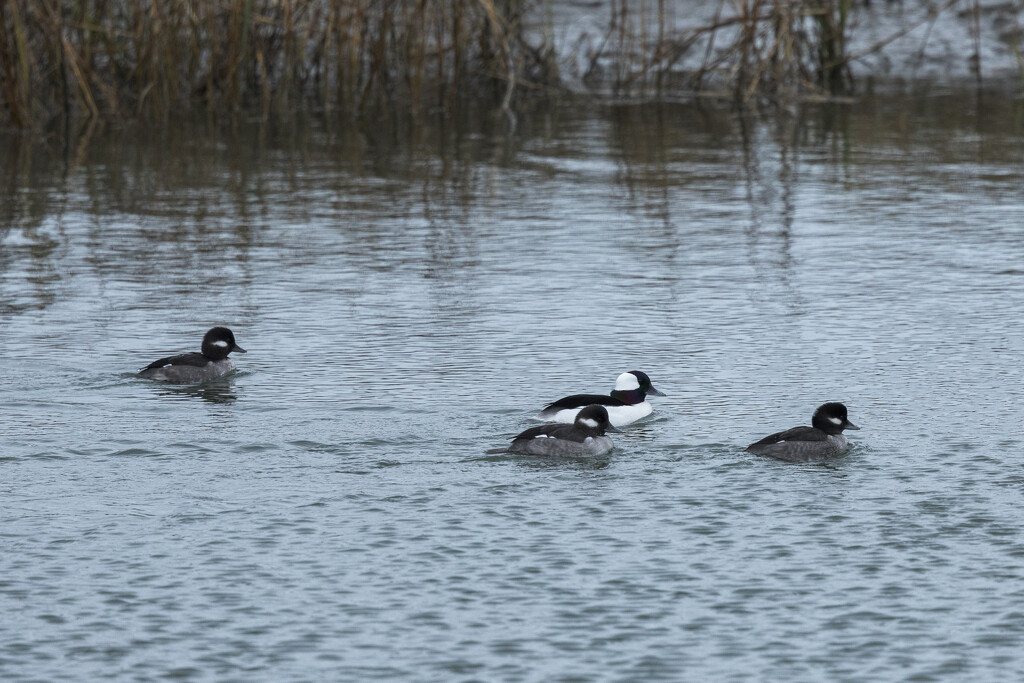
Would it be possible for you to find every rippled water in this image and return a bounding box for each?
[3,93,1024,681]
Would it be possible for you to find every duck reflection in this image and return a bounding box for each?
[149,377,238,405]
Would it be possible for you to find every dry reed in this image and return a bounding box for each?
[0,0,989,129]
[0,0,543,127]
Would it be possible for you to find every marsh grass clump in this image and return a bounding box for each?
[0,0,552,127]
[724,0,855,99]
[582,0,856,102]
[0,0,995,128]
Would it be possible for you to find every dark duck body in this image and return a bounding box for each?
[139,327,246,384]
[746,402,860,463]
[495,405,621,457]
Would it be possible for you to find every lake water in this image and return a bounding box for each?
[3,92,1024,681]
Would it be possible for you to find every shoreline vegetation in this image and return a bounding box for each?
[0,0,1016,129]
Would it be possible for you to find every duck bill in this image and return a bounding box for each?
[606,424,623,433]
[233,345,247,353]
[844,420,860,430]
[647,386,666,397]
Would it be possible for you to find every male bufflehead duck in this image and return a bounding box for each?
[493,404,621,457]
[138,327,246,384]
[537,370,665,427]
[746,402,860,462]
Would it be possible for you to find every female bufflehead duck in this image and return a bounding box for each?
[139,327,246,384]
[537,370,665,427]
[746,402,860,463]
[494,404,621,457]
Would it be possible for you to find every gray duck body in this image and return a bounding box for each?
[505,404,620,457]
[746,402,860,463]
[139,327,246,384]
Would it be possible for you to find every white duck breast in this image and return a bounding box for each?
[545,401,653,427]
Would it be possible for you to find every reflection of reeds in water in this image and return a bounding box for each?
[0,0,986,127]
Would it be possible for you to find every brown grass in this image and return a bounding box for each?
[0,0,985,129]
[0,0,545,127]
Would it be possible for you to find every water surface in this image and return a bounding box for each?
[2,93,1024,681]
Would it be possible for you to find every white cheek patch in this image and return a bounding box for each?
[213,340,230,348]
[614,373,641,391]
[828,416,843,426]
[581,418,599,429]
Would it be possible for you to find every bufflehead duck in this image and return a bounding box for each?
[746,402,860,462]
[493,404,621,457]
[537,370,665,427]
[139,327,246,384]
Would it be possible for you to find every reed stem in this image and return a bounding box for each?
[0,0,990,128]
